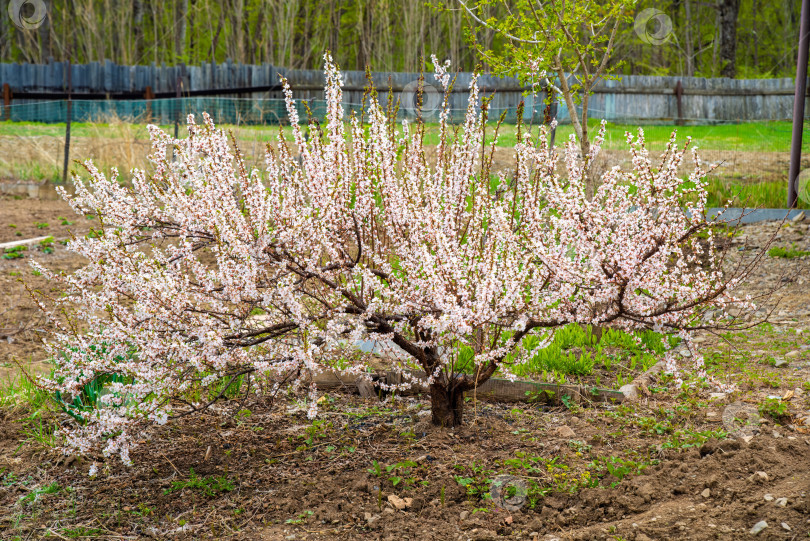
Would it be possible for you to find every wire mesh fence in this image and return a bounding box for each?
[1,97,809,209]
[2,96,540,125]
[5,94,804,126]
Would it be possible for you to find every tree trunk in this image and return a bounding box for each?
[0,0,10,63]
[176,0,188,62]
[554,64,594,198]
[38,0,51,62]
[716,0,740,78]
[133,0,143,64]
[684,0,695,76]
[751,0,758,71]
[429,382,464,427]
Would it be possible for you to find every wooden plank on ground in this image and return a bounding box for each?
[310,370,625,405]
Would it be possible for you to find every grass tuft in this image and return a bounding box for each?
[767,245,810,258]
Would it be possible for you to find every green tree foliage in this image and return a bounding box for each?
[620,0,802,78]
[0,0,481,71]
[0,0,801,79]
[454,0,635,197]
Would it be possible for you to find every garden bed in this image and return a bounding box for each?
[1,376,809,540]
[1,194,809,540]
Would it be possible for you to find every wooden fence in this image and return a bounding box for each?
[1,59,808,124]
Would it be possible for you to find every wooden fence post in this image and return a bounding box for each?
[675,81,684,126]
[2,83,10,121]
[63,61,72,184]
[144,85,154,123]
[174,75,181,140]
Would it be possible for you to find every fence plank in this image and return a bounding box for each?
[2,60,809,123]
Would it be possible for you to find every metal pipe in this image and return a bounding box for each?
[789,0,810,208]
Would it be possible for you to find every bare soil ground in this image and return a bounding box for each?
[0,195,92,372]
[2,399,810,541]
[0,194,809,540]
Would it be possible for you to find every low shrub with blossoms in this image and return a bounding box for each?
[30,54,763,467]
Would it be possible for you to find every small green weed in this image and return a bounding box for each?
[21,409,59,447]
[297,419,332,450]
[589,456,654,487]
[285,510,314,524]
[2,245,27,259]
[163,468,234,497]
[385,460,421,488]
[369,459,426,489]
[18,482,61,505]
[453,461,495,500]
[662,428,728,450]
[38,237,54,254]
[0,369,52,409]
[510,324,672,385]
[60,527,103,538]
[129,503,153,517]
[759,398,789,422]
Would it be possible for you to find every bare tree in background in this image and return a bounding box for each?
[716,0,740,77]
[176,0,189,62]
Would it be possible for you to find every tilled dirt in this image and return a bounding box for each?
[0,194,92,244]
[0,195,809,540]
[1,397,809,540]
[0,195,92,371]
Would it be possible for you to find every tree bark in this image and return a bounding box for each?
[555,62,594,198]
[38,0,51,62]
[0,0,10,62]
[752,0,758,71]
[175,0,189,62]
[684,0,695,76]
[429,381,464,427]
[716,0,740,78]
[133,0,143,64]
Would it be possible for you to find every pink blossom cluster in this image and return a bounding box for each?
[33,54,747,466]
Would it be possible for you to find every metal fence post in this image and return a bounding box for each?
[789,0,810,208]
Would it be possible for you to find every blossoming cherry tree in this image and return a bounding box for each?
[32,55,754,467]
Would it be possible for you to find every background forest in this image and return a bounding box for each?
[0,0,801,79]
